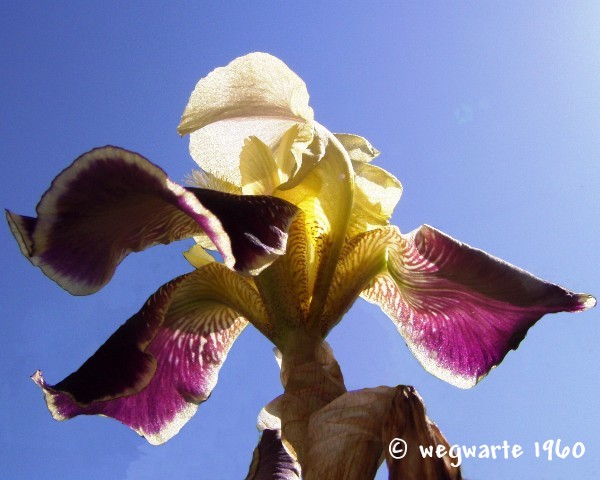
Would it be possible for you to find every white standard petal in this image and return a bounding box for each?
[179,53,315,186]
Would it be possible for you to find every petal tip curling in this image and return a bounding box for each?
[6,209,35,258]
[578,293,596,311]
[31,370,69,422]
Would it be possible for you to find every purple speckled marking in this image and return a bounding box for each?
[33,270,247,443]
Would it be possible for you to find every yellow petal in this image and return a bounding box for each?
[240,136,280,195]
[195,262,272,340]
[348,162,402,237]
[277,124,327,191]
[334,133,380,162]
[355,163,402,218]
[238,125,304,198]
[186,169,242,194]
[183,244,215,268]
[275,124,302,183]
[254,212,311,330]
[189,234,216,251]
[334,132,402,237]
[191,118,306,186]
[275,130,354,326]
[321,226,395,335]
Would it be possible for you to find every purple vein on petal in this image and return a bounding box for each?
[32,264,255,444]
[362,225,595,388]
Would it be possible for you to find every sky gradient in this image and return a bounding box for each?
[1,2,598,479]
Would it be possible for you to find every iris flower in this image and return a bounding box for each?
[7,53,595,479]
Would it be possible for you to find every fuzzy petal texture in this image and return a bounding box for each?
[7,146,298,294]
[360,225,596,388]
[179,53,314,186]
[33,263,269,444]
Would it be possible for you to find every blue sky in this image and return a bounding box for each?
[1,2,598,479]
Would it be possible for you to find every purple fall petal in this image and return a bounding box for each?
[246,429,301,480]
[363,225,595,388]
[7,146,297,295]
[187,187,298,275]
[32,265,251,444]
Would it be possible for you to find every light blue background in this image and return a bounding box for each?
[1,2,598,479]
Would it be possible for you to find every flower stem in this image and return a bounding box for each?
[278,330,346,464]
